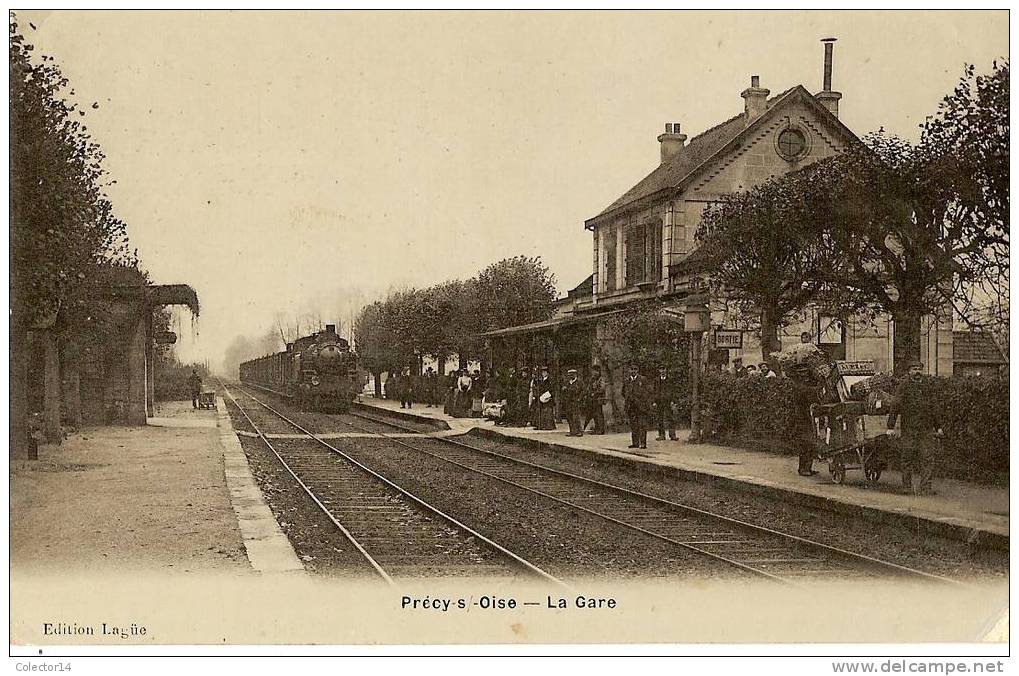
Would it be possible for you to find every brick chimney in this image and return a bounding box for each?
[657,122,687,163]
[815,38,842,117]
[741,75,770,125]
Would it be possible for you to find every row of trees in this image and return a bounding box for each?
[10,18,142,457]
[353,256,558,391]
[698,60,1009,371]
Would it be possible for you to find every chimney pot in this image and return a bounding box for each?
[657,123,687,163]
[741,76,770,125]
[325,324,336,334]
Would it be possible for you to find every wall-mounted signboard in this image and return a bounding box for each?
[713,329,743,350]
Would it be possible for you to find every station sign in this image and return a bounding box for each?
[154,331,178,345]
[834,360,875,376]
[713,329,743,350]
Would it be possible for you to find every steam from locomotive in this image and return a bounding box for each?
[239,324,360,412]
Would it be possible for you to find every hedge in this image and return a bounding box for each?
[154,361,210,402]
[699,372,1008,485]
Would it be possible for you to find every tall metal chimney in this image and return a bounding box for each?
[816,38,842,118]
[821,37,836,91]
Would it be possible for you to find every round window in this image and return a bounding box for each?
[776,128,807,160]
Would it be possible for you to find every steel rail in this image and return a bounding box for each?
[222,384,394,585]
[231,385,568,588]
[344,406,962,586]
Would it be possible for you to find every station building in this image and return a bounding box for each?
[484,41,955,425]
[25,265,199,439]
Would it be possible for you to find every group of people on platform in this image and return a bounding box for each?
[380,344,944,494]
[381,363,687,447]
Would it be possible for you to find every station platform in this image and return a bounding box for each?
[356,396,1009,551]
[10,399,303,577]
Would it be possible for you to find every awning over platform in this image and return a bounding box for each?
[481,308,634,339]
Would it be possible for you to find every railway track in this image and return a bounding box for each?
[222,384,565,586]
[332,404,960,587]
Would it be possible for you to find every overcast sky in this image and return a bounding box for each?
[17,10,1008,369]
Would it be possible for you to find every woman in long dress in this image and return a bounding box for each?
[533,367,557,430]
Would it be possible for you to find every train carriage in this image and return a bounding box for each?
[240,324,360,412]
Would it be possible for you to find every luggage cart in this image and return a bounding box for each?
[811,361,890,485]
[198,391,217,410]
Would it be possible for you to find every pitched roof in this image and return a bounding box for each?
[953,331,1007,364]
[586,85,844,226]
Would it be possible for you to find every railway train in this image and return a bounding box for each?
[239,324,361,412]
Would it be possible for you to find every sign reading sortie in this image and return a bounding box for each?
[713,329,743,350]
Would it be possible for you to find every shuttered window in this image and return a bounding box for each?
[604,229,617,292]
[625,222,646,287]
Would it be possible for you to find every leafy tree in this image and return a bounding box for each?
[10,19,134,456]
[473,256,558,330]
[697,173,840,360]
[353,300,398,395]
[789,127,1004,373]
[921,59,1009,351]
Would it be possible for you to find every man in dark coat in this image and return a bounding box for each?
[514,367,531,427]
[188,369,202,409]
[622,363,651,449]
[533,366,556,430]
[887,360,942,495]
[583,364,607,435]
[423,367,437,407]
[503,367,519,424]
[653,365,678,441]
[788,364,820,476]
[386,371,400,402]
[560,368,585,437]
[400,368,414,409]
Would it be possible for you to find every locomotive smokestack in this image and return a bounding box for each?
[325,324,337,334]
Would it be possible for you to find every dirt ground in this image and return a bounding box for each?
[10,401,249,576]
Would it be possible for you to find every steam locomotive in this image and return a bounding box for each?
[239,324,360,412]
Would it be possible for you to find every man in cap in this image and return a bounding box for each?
[400,367,415,409]
[583,364,607,435]
[887,360,942,495]
[653,365,679,441]
[622,363,651,449]
[561,368,585,436]
[423,366,437,407]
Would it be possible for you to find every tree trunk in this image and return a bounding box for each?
[61,338,83,431]
[373,371,382,398]
[43,330,62,444]
[759,308,781,363]
[892,308,923,375]
[10,320,37,459]
[437,355,446,377]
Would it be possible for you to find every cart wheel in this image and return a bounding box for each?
[829,462,846,485]
[864,467,882,484]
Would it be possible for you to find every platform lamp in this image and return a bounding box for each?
[683,295,711,443]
